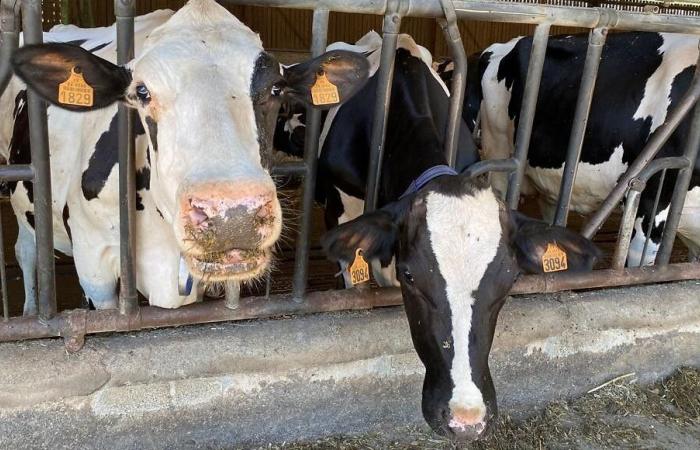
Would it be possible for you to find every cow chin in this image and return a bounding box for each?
[184,248,271,282]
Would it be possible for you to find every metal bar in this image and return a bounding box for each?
[553,27,607,227]
[612,185,642,270]
[365,0,405,212]
[461,158,518,178]
[0,204,8,321]
[640,168,667,264]
[291,8,329,302]
[271,161,307,177]
[0,165,34,182]
[437,0,467,168]
[0,0,20,98]
[2,261,700,345]
[21,0,57,321]
[115,0,138,316]
[505,22,551,210]
[224,280,240,310]
[581,73,700,239]
[657,49,700,265]
[215,1,700,35]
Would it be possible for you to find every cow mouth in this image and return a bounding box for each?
[185,248,270,281]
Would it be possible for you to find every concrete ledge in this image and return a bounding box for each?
[1,281,699,449]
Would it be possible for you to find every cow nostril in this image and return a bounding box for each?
[255,201,275,224]
[188,205,208,228]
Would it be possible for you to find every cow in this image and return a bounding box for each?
[466,31,700,266]
[2,0,369,314]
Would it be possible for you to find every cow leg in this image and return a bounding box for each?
[537,197,557,224]
[15,222,38,316]
[627,217,660,267]
[71,239,119,310]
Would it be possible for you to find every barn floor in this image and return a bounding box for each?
[0,168,691,317]
[260,367,700,450]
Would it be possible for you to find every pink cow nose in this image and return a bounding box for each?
[448,407,488,441]
[181,183,276,251]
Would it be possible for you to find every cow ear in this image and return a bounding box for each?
[510,211,601,274]
[322,209,398,267]
[282,50,369,110]
[12,43,131,112]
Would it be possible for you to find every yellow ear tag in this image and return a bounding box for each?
[311,72,340,106]
[349,249,371,286]
[542,243,568,273]
[58,67,94,107]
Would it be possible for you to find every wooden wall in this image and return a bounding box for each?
[40,1,591,57]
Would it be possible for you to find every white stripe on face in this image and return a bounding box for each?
[425,188,502,426]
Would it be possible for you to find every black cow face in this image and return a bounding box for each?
[322,174,599,441]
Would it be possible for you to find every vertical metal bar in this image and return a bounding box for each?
[0,205,8,320]
[581,73,700,239]
[612,183,643,270]
[224,280,240,310]
[640,168,667,264]
[115,0,138,315]
[291,8,329,302]
[505,22,551,210]
[553,27,607,226]
[21,0,57,321]
[657,51,700,265]
[0,1,20,97]
[437,0,466,168]
[364,0,404,212]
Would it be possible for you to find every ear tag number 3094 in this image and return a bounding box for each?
[349,249,370,286]
[58,67,94,107]
[311,72,340,106]
[542,243,568,273]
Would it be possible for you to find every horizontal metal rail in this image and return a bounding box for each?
[462,158,519,178]
[0,165,34,182]
[1,262,698,350]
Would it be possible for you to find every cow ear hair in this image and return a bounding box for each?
[12,43,131,112]
[510,211,601,274]
[282,50,369,110]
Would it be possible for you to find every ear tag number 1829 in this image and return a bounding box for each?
[58,67,94,107]
[542,243,568,273]
[349,249,370,286]
[311,72,340,106]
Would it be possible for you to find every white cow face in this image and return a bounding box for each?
[11,0,369,282]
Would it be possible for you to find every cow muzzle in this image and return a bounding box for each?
[444,406,490,442]
[179,182,281,281]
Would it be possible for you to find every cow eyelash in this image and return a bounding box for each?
[135,84,151,103]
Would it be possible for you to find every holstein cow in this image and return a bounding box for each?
[309,33,600,440]
[467,31,700,266]
[2,0,368,314]
[276,31,480,286]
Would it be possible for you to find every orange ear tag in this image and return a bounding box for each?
[349,249,371,286]
[311,72,340,106]
[58,68,94,107]
[542,243,568,273]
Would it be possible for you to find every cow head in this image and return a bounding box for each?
[11,0,368,283]
[322,174,599,441]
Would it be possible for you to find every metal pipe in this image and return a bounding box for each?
[613,185,642,270]
[553,27,607,227]
[581,73,700,239]
[0,164,33,182]
[505,22,551,210]
[215,1,700,35]
[115,0,138,316]
[364,0,405,213]
[2,262,700,346]
[437,0,466,168]
[291,8,329,302]
[271,161,307,177]
[21,0,57,321]
[461,158,518,179]
[640,168,667,264]
[0,0,19,97]
[0,205,8,320]
[657,50,700,265]
[224,280,240,310]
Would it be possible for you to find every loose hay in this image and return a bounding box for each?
[256,367,700,450]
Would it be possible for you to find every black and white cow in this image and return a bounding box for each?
[299,32,599,440]
[467,31,700,266]
[1,0,368,314]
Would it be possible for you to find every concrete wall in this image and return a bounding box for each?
[1,281,699,449]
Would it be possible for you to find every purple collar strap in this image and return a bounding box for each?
[400,165,458,199]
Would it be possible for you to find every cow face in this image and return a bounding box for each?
[12,0,368,283]
[322,175,599,441]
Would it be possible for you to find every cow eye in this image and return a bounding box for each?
[136,84,151,103]
[403,270,414,284]
[270,84,282,97]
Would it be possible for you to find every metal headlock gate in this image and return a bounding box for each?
[0,0,699,351]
